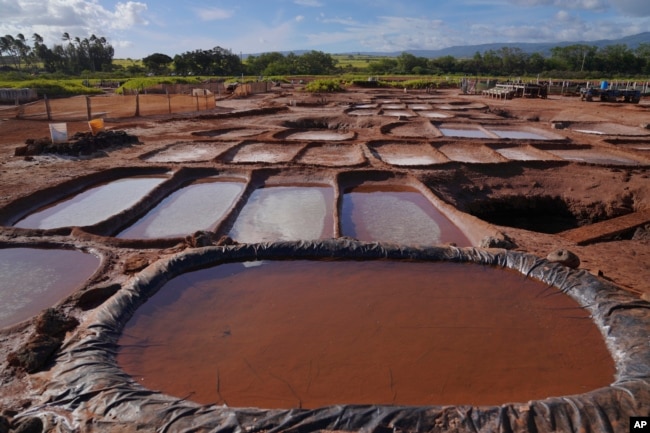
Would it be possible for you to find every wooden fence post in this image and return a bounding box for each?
[167,90,172,114]
[44,95,52,120]
[86,96,92,120]
[135,91,140,117]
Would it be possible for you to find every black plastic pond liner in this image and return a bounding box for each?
[16,239,650,432]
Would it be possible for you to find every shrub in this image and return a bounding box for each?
[304,79,345,93]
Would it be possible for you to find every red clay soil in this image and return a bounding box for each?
[0,85,648,420]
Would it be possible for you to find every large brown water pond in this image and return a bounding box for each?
[341,185,470,246]
[0,247,99,328]
[117,260,615,409]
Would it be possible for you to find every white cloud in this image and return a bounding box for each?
[295,15,305,22]
[0,0,148,46]
[196,7,234,21]
[112,2,149,29]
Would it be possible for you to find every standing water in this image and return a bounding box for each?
[229,186,334,243]
[14,176,167,229]
[117,260,615,409]
[0,248,99,328]
[342,185,470,246]
[118,180,244,239]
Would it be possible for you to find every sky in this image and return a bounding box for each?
[1,0,650,59]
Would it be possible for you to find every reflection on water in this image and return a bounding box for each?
[546,149,641,165]
[229,186,334,243]
[117,260,614,408]
[0,248,99,328]
[488,129,549,140]
[439,128,490,138]
[495,147,546,161]
[285,131,352,141]
[342,185,470,246]
[15,177,166,229]
[118,181,244,239]
[380,155,440,166]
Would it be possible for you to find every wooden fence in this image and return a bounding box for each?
[13,81,274,121]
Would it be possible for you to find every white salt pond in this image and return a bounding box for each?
[230,143,303,163]
[0,248,99,328]
[487,129,550,140]
[382,110,415,117]
[118,180,244,239]
[283,131,355,141]
[229,186,334,243]
[144,143,234,163]
[418,112,451,118]
[381,155,442,166]
[494,146,557,161]
[544,149,642,165]
[439,128,491,139]
[14,177,167,229]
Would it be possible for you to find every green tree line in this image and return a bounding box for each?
[1,33,114,74]
[366,44,650,78]
[2,30,649,78]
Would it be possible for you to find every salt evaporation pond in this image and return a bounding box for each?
[381,155,442,166]
[487,129,549,140]
[0,248,99,328]
[230,143,303,163]
[229,186,334,243]
[382,110,415,117]
[494,146,556,161]
[283,131,354,141]
[341,185,470,246]
[409,104,433,110]
[418,112,451,118]
[439,128,491,139]
[117,260,615,408]
[545,149,641,165]
[14,177,167,229]
[144,143,234,163]
[118,180,244,239]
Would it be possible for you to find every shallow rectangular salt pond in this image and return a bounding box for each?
[487,129,550,140]
[14,176,167,229]
[117,179,245,239]
[493,145,559,161]
[229,185,334,243]
[229,143,304,163]
[0,248,99,328]
[341,185,470,246]
[544,149,643,165]
[438,127,491,139]
[117,260,614,409]
[144,142,235,163]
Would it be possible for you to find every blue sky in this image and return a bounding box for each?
[1,0,649,59]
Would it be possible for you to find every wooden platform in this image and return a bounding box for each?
[559,209,650,245]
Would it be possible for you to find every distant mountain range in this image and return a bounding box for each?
[369,32,650,59]
[245,32,650,59]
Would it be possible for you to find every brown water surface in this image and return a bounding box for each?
[342,185,470,246]
[0,248,99,328]
[117,260,614,409]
